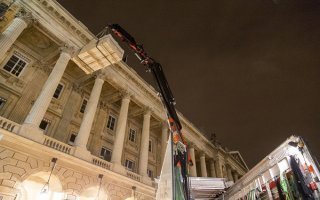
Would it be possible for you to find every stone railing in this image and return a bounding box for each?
[43,136,74,154]
[126,170,141,182]
[92,156,112,170]
[0,116,21,133]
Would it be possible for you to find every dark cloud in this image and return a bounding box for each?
[57,0,320,168]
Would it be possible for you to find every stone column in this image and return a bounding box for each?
[139,108,151,177]
[111,93,131,170]
[89,102,108,156]
[214,157,223,178]
[20,47,73,143]
[227,165,234,182]
[161,121,169,166]
[200,153,208,177]
[189,145,197,177]
[232,171,239,182]
[0,11,33,59]
[74,76,104,160]
[210,159,217,177]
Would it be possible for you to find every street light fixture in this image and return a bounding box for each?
[96,174,103,200]
[40,158,58,195]
[132,186,137,200]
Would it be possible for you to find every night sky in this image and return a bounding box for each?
[57,0,320,168]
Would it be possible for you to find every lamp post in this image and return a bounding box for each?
[132,186,136,200]
[96,174,103,200]
[40,158,57,198]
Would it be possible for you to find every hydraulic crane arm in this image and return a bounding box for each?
[108,24,182,132]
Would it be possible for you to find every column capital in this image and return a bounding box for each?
[120,90,133,100]
[199,151,206,158]
[92,73,104,80]
[93,69,111,80]
[99,100,110,111]
[188,143,196,149]
[72,83,84,94]
[213,153,220,161]
[226,163,233,170]
[104,69,117,81]
[162,121,169,128]
[60,44,77,57]
[143,106,152,115]
[15,9,35,26]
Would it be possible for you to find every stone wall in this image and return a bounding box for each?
[0,144,153,200]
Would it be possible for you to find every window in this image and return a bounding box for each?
[148,140,153,152]
[3,54,28,76]
[125,159,135,171]
[39,118,51,133]
[53,83,64,99]
[80,98,88,113]
[106,115,116,131]
[0,97,7,109]
[68,133,77,145]
[147,169,153,178]
[100,147,112,161]
[128,129,136,142]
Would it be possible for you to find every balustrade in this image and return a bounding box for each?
[92,156,112,170]
[43,136,74,154]
[126,170,142,182]
[0,116,20,133]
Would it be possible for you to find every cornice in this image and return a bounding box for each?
[19,0,95,47]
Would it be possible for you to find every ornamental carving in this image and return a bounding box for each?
[72,83,83,94]
[15,9,35,26]
[99,100,110,111]
[60,44,77,57]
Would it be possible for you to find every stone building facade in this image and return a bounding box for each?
[0,0,249,199]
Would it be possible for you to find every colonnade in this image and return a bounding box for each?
[0,11,168,179]
[188,145,240,182]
